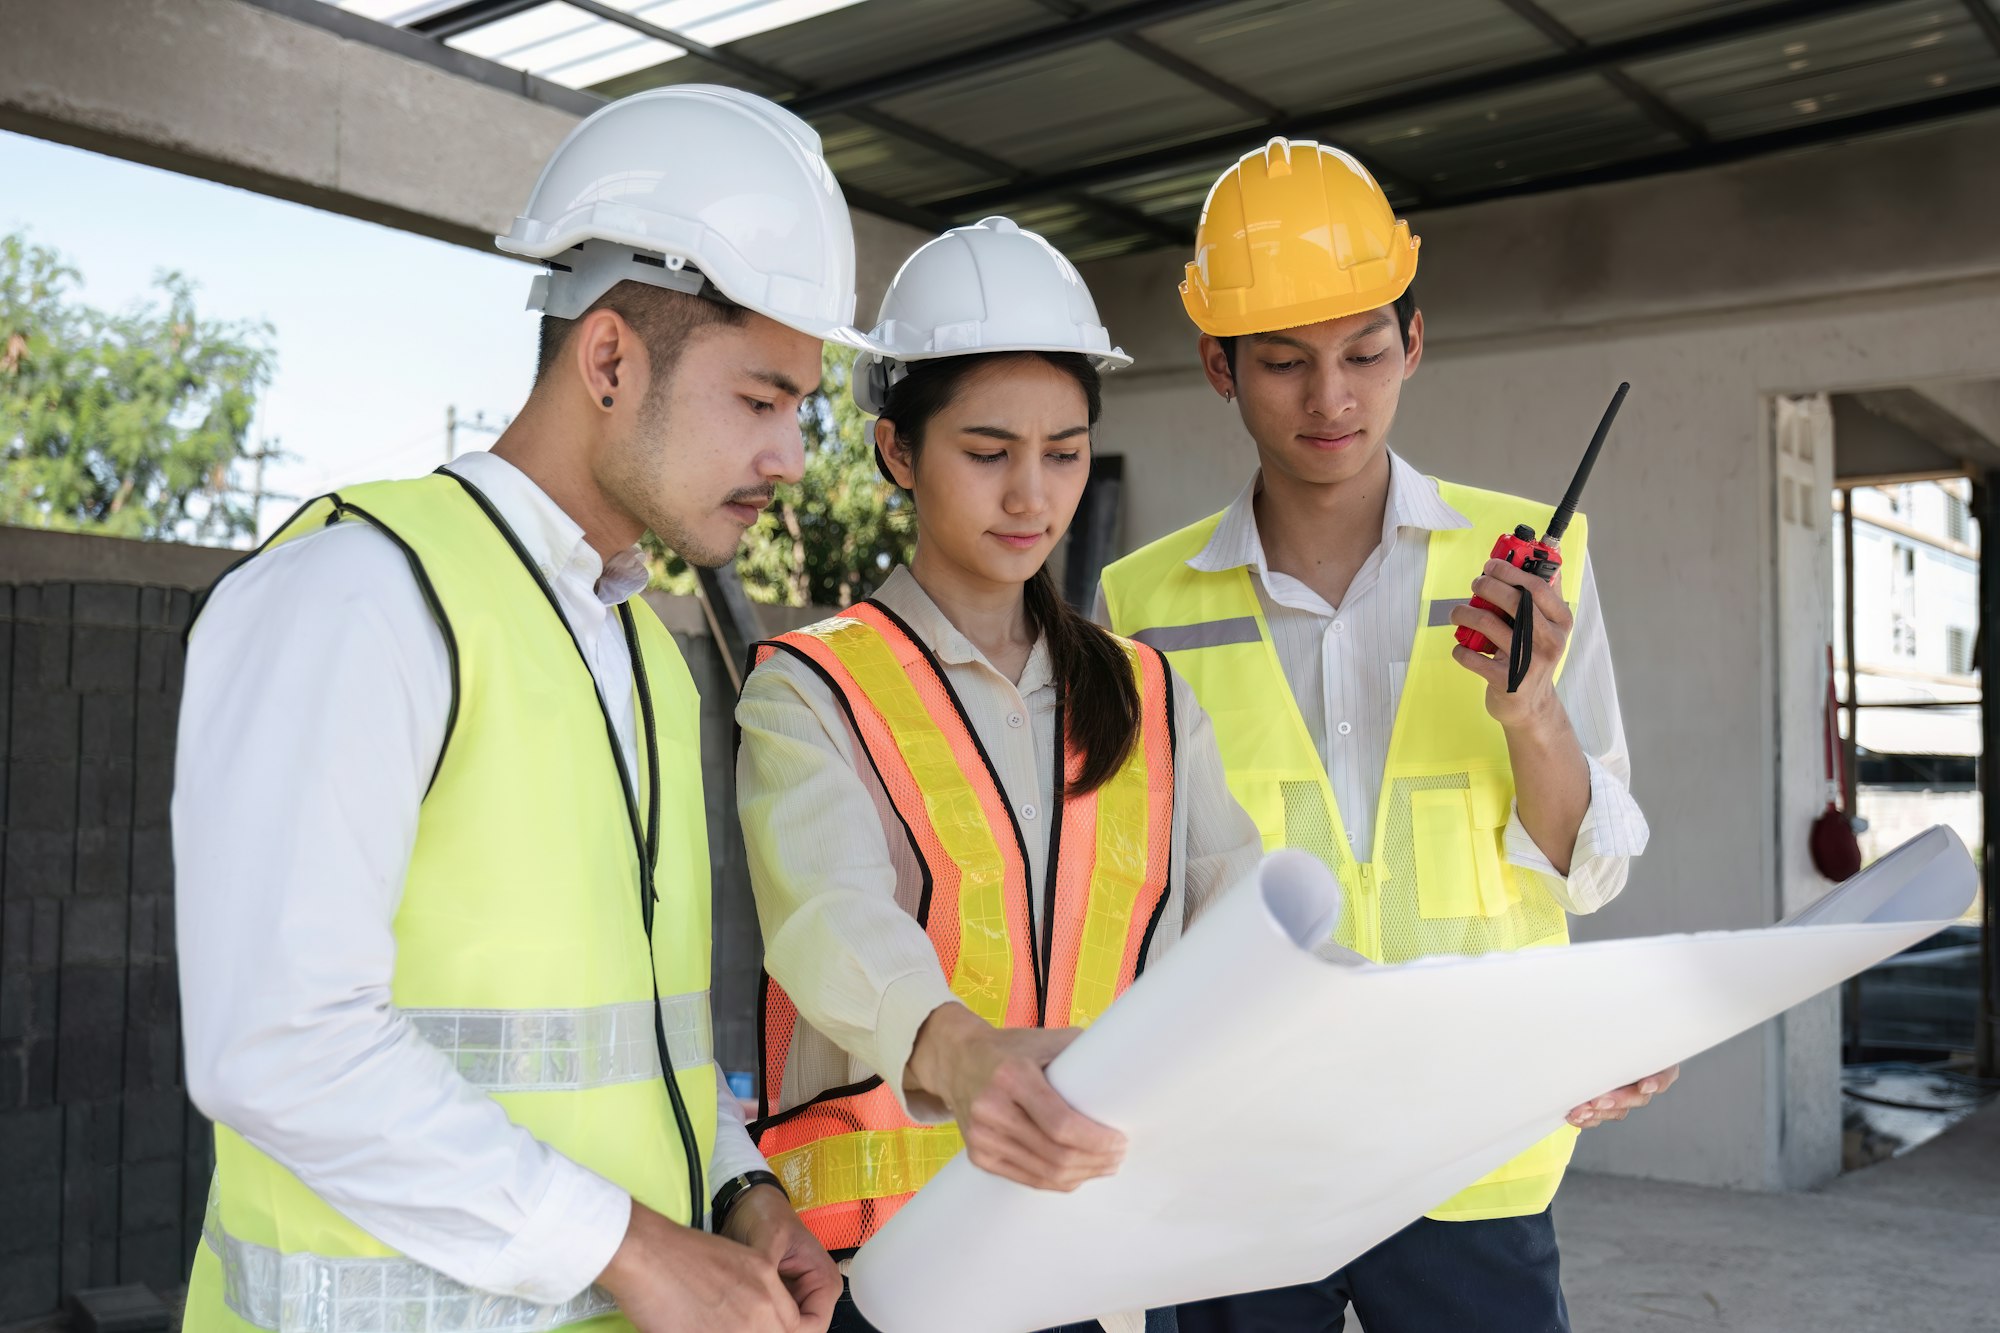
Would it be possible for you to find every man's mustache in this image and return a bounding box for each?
[724,488,776,511]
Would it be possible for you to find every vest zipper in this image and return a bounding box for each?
[624,605,706,1232]
[446,470,705,1232]
[1036,694,1066,1026]
[1355,862,1379,959]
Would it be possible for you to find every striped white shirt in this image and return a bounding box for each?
[1108,454,1648,914]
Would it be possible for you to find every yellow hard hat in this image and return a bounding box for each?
[1181,137,1420,338]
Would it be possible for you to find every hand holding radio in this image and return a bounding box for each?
[1454,382,1628,694]
[1450,559,1575,726]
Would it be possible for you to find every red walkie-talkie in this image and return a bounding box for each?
[1457,382,1628,692]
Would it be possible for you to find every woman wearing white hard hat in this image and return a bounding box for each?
[737,218,1266,1333]
[175,86,859,1333]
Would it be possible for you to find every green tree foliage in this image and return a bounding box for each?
[653,345,915,606]
[1,233,275,542]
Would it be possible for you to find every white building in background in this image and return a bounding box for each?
[1835,480,1981,868]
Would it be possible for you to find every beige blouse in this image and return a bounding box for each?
[735,565,1265,1124]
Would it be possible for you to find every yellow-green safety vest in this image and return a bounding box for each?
[182,473,717,1332]
[1101,478,1587,1221]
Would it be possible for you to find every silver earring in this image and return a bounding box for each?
[1223,388,1234,403]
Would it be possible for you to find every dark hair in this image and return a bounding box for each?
[879,351,1140,795]
[1219,283,1418,380]
[536,279,746,385]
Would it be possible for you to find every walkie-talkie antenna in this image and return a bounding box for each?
[1545,381,1628,543]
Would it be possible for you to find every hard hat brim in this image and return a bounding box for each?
[850,342,1133,418]
[806,320,894,357]
[1180,267,1417,339]
[501,230,891,355]
[885,342,1133,372]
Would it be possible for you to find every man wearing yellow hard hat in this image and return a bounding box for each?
[1098,138,1669,1331]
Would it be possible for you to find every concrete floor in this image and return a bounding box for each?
[1557,1101,2000,1332]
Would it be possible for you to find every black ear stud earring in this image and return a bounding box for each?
[601,395,614,408]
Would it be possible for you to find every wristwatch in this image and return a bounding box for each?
[711,1169,788,1233]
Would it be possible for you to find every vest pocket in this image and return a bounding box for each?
[1412,786,1514,919]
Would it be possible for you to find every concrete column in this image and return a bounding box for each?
[1773,393,1842,1189]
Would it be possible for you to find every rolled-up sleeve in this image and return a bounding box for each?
[1502,555,1649,914]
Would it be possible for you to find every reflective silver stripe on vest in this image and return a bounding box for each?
[1428,598,1472,628]
[1129,616,1262,652]
[205,1189,615,1332]
[406,992,713,1093]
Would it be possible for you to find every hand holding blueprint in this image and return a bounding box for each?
[847,827,1977,1333]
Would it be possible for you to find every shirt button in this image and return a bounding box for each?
[1332,620,1345,633]
[1007,713,1024,729]
[1337,722,1353,736]
[1021,803,1039,821]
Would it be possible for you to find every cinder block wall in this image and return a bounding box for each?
[0,529,784,1322]
[1,581,204,1320]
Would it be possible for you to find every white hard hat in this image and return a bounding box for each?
[854,216,1132,415]
[497,84,878,350]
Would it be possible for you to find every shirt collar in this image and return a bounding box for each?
[444,451,649,606]
[869,565,1055,696]
[1186,451,1472,576]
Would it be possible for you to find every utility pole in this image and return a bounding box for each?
[446,405,507,462]
[242,438,295,541]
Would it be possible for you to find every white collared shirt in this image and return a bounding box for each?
[735,566,1264,1125]
[1102,453,1648,913]
[173,450,764,1308]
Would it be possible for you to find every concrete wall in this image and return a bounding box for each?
[0,0,929,312]
[1078,113,2000,1192]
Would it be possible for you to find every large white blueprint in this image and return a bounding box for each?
[847,827,1976,1333]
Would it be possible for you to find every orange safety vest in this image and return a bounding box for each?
[749,599,1176,1252]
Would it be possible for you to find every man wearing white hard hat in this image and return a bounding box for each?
[737,216,1264,1333]
[173,86,869,1333]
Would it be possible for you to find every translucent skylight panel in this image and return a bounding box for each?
[333,0,445,21]
[446,3,595,60]
[544,38,684,87]
[620,0,872,48]
[443,3,682,89]
[324,0,874,90]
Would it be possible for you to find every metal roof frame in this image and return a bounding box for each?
[324,0,2000,253]
[922,0,1904,215]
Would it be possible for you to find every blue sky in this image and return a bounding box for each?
[1,129,537,540]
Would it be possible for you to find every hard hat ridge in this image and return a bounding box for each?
[854,216,1132,416]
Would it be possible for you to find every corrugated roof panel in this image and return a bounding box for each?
[445,3,685,89]
[1531,0,1772,44]
[880,41,1256,179]
[718,0,1061,89]
[630,0,873,49]
[1097,164,1226,220]
[1096,146,1426,221]
[1628,1,2000,140]
[1140,0,1558,112]
[334,0,434,21]
[1343,73,1681,198]
[812,114,1007,201]
[589,56,782,98]
[422,0,883,91]
[986,197,1155,264]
